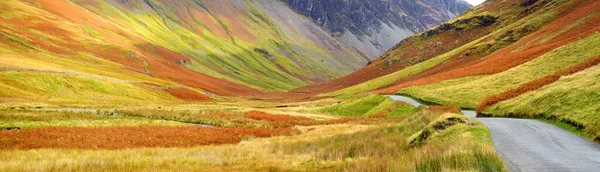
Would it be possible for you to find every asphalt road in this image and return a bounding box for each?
[478,118,600,172]
[387,95,600,171]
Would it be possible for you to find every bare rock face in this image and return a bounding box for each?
[282,0,472,57]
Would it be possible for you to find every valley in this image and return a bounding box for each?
[1,0,600,171]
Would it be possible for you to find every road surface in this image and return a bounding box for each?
[388,95,600,171]
[479,118,600,172]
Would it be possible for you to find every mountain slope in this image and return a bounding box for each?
[309,0,598,98]
[283,0,472,57]
[0,0,471,106]
[311,0,600,140]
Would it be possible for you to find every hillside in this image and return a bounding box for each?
[0,0,470,108]
[5,0,600,171]
[313,0,600,140]
[283,0,471,57]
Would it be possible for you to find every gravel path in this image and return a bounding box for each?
[388,95,600,171]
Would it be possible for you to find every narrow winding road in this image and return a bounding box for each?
[388,95,600,172]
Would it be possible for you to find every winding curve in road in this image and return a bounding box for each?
[388,95,600,172]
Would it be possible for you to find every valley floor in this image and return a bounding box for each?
[0,96,506,171]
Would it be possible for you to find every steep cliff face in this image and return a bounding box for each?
[282,0,472,57]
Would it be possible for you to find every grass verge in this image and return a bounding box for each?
[483,64,600,142]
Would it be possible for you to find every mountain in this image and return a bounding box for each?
[283,0,472,57]
[307,0,600,140]
[0,0,470,106]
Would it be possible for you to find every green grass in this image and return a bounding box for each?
[81,26,100,38]
[320,0,574,98]
[399,33,600,108]
[85,0,362,91]
[1,11,13,19]
[2,0,366,94]
[320,36,486,98]
[363,98,395,116]
[315,95,417,118]
[484,64,600,142]
[0,72,179,105]
[0,110,190,128]
[315,95,391,117]
[276,110,506,171]
[387,101,417,117]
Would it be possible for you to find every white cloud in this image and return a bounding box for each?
[464,0,485,5]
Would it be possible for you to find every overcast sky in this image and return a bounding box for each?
[464,0,485,5]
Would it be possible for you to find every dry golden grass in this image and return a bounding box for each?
[0,108,506,171]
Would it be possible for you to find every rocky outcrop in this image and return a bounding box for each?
[520,0,539,7]
[282,0,472,57]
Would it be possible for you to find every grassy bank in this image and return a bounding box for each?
[315,95,393,117]
[483,64,600,142]
[399,32,600,109]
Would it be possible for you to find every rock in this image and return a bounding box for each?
[478,15,498,27]
[520,0,538,7]
[254,48,274,60]
[282,0,471,55]
[176,59,186,66]
[283,0,471,35]
[422,30,440,39]
[2,127,20,131]
[204,91,215,97]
